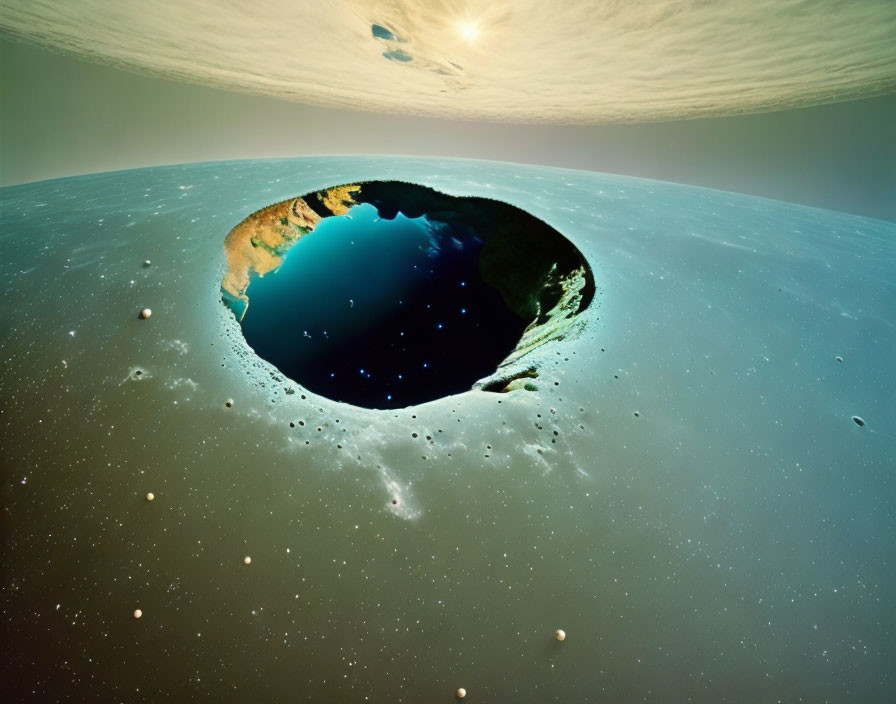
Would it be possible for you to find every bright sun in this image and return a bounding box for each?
[457,21,479,41]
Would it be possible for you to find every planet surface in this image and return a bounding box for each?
[1,156,894,701]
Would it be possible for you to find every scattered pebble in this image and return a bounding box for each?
[225,399,234,408]
[836,356,843,363]
[133,609,143,619]
[852,416,865,427]
[456,688,466,699]
[139,308,152,319]
[244,556,252,565]
[143,260,152,267]
[555,629,566,641]
[146,492,154,501]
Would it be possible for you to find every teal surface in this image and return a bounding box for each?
[239,201,527,408]
[1,156,894,702]
[240,203,430,362]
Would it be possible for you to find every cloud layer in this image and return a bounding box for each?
[2,0,894,123]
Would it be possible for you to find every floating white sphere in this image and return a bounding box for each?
[133,609,142,619]
[243,556,252,565]
[139,308,152,319]
[146,492,154,501]
[456,688,466,699]
[555,629,566,641]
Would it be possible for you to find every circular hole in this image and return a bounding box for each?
[222,181,594,409]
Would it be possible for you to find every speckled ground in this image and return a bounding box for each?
[2,156,895,702]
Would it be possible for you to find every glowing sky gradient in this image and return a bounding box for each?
[2,0,895,123]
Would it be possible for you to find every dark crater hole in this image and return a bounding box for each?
[222,181,593,409]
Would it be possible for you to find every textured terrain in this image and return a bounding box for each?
[2,156,895,701]
[2,0,895,123]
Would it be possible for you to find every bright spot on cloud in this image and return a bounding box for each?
[1,0,894,123]
[457,21,479,42]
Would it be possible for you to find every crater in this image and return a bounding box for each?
[221,181,594,409]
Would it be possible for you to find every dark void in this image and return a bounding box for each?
[223,181,593,409]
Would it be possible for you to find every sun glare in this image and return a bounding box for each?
[457,21,479,41]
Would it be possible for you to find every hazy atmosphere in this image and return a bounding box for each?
[2,2,894,703]
[1,36,894,221]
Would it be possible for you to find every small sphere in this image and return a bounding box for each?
[225,399,234,408]
[143,260,151,267]
[243,556,252,565]
[555,629,566,641]
[455,688,466,699]
[139,308,152,319]
[133,609,143,619]
[146,492,155,501]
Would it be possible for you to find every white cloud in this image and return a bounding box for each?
[2,1,894,123]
